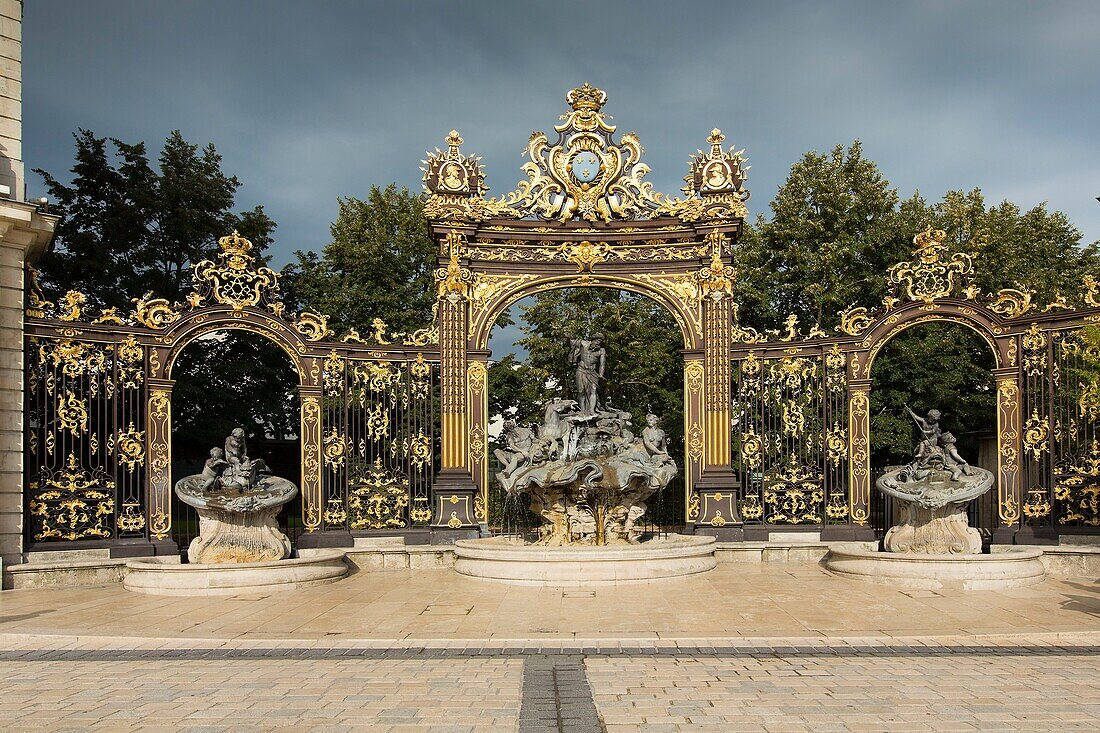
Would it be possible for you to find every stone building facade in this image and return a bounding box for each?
[0,0,60,567]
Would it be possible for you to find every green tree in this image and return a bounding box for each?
[735,141,907,331]
[35,129,276,307]
[739,140,1100,462]
[35,129,291,459]
[282,185,437,335]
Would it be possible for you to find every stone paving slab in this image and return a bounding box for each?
[1,565,1098,643]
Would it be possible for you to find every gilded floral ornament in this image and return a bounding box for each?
[560,240,610,272]
[113,423,146,473]
[837,305,874,336]
[1022,487,1052,519]
[1022,410,1049,461]
[57,290,86,321]
[25,266,52,318]
[695,230,736,300]
[1083,275,1100,308]
[192,231,280,312]
[435,230,474,302]
[886,227,974,305]
[348,458,410,529]
[294,310,333,342]
[987,288,1034,319]
[763,455,823,524]
[131,293,181,328]
[27,453,115,541]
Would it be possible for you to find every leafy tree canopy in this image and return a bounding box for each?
[35,129,275,308]
[35,129,292,456]
[738,140,1099,464]
[281,185,437,335]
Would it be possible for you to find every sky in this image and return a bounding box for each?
[23,1,1100,356]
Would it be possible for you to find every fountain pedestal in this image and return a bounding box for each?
[123,428,347,595]
[824,407,1046,590]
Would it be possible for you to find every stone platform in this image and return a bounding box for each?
[122,549,348,596]
[453,533,716,584]
[824,542,1047,590]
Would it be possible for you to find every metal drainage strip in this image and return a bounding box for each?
[519,655,604,733]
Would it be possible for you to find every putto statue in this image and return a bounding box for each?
[495,341,677,545]
[174,428,297,563]
[875,406,994,554]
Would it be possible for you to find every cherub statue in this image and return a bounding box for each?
[198,447,229,491]
[905,405,942,465]
[940,432,974,480]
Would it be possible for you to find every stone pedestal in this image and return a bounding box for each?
[189,505,292,564]
[884,501,981,554]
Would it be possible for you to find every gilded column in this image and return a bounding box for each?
[431,230,478,532]
[693,230,741,531]
[145,378,177,553]
[993,366,1022,542]
[847,378,871,527]
[299,386,323,535]
[683,357,705,524]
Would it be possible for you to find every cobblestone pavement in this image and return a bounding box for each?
[587,651,1100,732]
[2,640,1099,732]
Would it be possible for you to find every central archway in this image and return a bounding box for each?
[483,285,690,535]
[420,84,750,536]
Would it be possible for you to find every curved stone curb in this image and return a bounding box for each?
[122,549,348,596]
[453,534,717,584]
[823,542,1046,590]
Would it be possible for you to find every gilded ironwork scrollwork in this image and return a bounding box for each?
[348,458,409,529]
[887,227,975,305]
[28,453,115,541]
[192,231,280,312]
[763,456,823,524]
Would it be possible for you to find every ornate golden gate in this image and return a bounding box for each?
[418,84,752,536]
[22,84,1100,554]
[722,227,1100,543]
[23,232,439,555]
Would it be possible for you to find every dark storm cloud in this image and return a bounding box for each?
[24,0,1100,280]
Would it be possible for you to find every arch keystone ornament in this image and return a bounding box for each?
[422,84,750,538]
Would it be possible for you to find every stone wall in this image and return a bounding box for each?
[0,0,23,566]
[0,1,19,198]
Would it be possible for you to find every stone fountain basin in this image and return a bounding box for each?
[123,549,348,596]
[453,534,716,585]
[823,542,1046,591]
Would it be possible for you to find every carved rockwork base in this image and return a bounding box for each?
[885,501,981,554]
[189,505,292,564]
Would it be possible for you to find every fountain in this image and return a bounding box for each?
[124,429,347,595]
[824,406,1045,590]
[454,337,716,584]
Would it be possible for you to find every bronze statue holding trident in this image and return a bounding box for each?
[568,334,606,416]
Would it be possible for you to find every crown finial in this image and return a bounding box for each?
[218,230,254,266]
[914,226,947,250]
[566,83,608,112]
